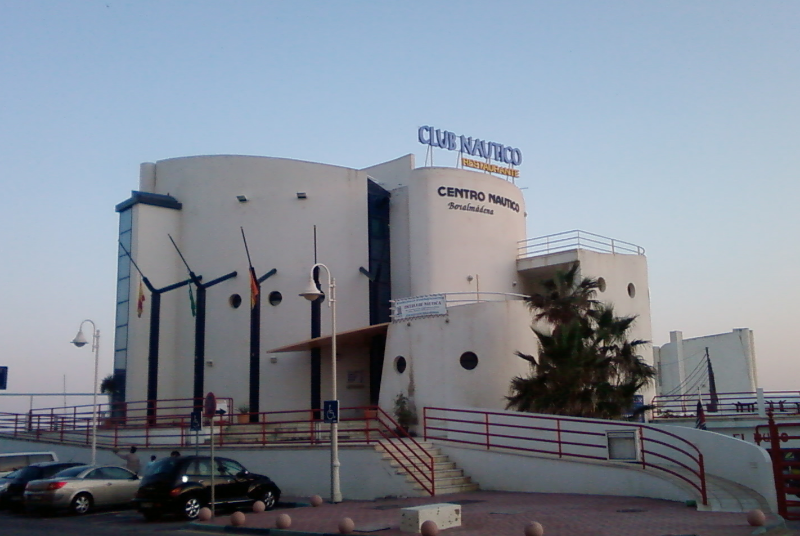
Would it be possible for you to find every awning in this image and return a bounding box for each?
[267,322,390,353]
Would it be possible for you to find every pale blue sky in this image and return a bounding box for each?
[1,1,798,412]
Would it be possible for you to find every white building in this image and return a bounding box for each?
[112,153,654,420]
[654,329,758,397]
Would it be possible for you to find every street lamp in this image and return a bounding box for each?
[71,319,100,465]
[299,263,342,503]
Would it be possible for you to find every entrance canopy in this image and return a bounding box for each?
[267,322,389,353]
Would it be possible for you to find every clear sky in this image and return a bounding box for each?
[1,1,798,413]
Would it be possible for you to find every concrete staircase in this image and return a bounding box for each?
[375,438,479,496]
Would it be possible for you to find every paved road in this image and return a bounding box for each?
[0,508,197,536]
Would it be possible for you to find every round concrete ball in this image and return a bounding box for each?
[747,509,766,527]
[524,521,544,536]
[338,517,355,534]
[252,500,266,513]
[197,507,213,521]
[310,494,324,507]
[276,513,292,529]
[230,511,246,527]
[421,520,439,536]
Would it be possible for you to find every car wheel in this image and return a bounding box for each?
[70,493,93,515]
[181,495,203,520]
[261,488,278,510]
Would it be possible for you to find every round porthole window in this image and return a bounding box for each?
[268,291,283,306]
[627,283,636,298]
[597,277,607,292]
[460,351,478,370]
[394,356,407,374]
[229,294,242,308]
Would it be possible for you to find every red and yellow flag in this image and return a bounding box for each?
[136,280,146,318]
[250,267,259,308]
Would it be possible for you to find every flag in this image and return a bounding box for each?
[250,267,259,309]
[136,280,146,318]
[695,400,707,430]
[189,285,196,317]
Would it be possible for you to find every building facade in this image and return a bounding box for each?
[113,154,654,419]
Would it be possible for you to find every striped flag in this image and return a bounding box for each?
[136,280,146,318]
[695,400,707,430]
[189,285,196,317]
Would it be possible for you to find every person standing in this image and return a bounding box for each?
[113,446,141,474]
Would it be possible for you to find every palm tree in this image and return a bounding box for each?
[507,264,655,419]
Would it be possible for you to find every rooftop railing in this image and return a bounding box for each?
[518,230,645,259]
[651,390,800,419]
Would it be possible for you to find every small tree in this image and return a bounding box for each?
[393,392,418,431]
[507,264,655,420]
[99,374,117,395]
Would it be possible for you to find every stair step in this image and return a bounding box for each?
[402,468,464,479]
[386,459,456,471]
[375,439,479,496]
[410,475,473,487]
[415,482,480,494]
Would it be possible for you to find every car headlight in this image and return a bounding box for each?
[0,483,9,493]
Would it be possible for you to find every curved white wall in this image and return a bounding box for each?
[403,167,526,298]
[127,155,372,410]
[379,300,536,413]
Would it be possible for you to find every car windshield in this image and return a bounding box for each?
[54,466,87,478]
[145,458,179,477]
[2,469,19,480]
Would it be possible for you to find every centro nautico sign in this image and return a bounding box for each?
[418,125,523,166]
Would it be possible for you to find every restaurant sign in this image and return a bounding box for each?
[393,294,447,321]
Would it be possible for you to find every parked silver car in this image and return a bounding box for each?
[24,465,140,515]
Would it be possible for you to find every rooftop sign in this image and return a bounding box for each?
[418,125,522,177]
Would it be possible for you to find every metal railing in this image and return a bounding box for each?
[518,230,645,259]
[651,391,800,419]
[423,407,706,506]
[0,399,437,496]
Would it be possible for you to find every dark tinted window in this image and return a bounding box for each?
[104,467,134,479]
[29,454,55,464]
[17,466,43,480]
[145,458,178,477]
[186,459,212,477]
[218,459,245,476]
[43,464,75,478]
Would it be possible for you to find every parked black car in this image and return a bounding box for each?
[1,461,85,511]
[135,456,280,521]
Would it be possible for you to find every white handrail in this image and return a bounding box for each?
[518,230,645,258]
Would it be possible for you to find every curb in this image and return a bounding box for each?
[187,524,339,536]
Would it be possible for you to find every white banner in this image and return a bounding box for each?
[393,294,447,321]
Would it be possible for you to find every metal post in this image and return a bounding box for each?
[71,320,99,466]
[328,269,342,504]
[300,263,342,503]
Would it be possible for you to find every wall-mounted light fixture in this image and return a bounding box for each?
[236,195,248,203]
[296,192,307,199]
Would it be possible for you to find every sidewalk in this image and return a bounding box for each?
[191,491,793,536]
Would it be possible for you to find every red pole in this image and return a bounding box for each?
[767,411,788,518]
[698,452,708,506]
[485,412,490,450]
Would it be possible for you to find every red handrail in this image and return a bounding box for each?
[423,406,707,506]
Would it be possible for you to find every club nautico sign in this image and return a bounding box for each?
[418,125,522,178]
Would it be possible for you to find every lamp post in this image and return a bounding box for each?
[299,263,342,503]
[71,319,100,465]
